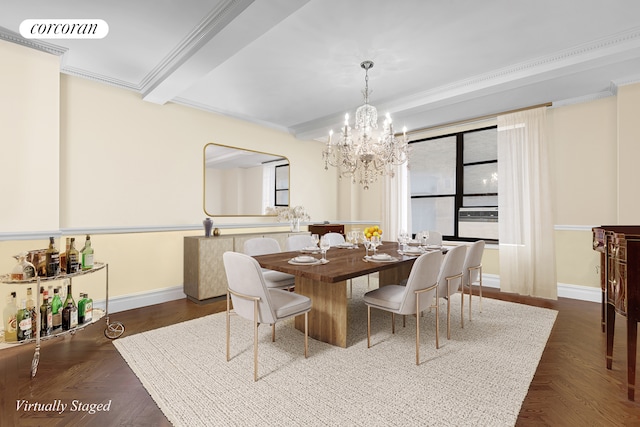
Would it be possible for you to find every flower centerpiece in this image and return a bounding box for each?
[267,205,310,232]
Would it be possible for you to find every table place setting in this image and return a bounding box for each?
[334,242,357,249]
[363,253,398,263]
[288,255,327,266]
[299,246,320,254]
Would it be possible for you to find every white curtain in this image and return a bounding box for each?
[381,162,411,241]
[497,107,557,299]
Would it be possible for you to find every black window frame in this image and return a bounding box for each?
[409,125,498,243]
[274,163,289,207]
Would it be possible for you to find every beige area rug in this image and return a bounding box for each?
[113,277,557,427]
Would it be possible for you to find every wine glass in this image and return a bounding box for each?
[398,229,409,252]
[421,231,430,248]
[311,234,320,248]
[363,239,372,258]
[319,235,331,262]
[370,235,381,255]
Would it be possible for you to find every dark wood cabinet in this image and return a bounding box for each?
[308,224,344,237]
[592,225,640,401]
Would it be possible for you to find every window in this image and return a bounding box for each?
[408,126,497,241]
[274,164,289,206]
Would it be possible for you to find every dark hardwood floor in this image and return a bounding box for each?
[1,288,639,426]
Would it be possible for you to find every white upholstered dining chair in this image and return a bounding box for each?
[243,237,295,290]
[435,244,467,340]
[223,251,312,381]
[285,234,316,251]
[363,251,443,365]
[323,232,346,246]
[462,240,485,321]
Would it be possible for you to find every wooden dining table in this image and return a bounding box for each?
[252,242,420,348]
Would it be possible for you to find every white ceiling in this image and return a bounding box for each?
[2,0,640,141]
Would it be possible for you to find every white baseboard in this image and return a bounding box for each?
[93,285,186,314]
[91,276,601,314]
[478,274,600,303]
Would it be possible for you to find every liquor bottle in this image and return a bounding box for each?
[26,287,37,337]
[16,299,32,342]
[61,282,77,330]
[77,293,86,324]
[3,292,17,342]
[84,294,93,323]
[46,293,53,334]
[40,288,52,336]
[78,293,94,324]
[81,235,94,270]
[61,238,70,273]
[45,237,60,277]
[66,237,80,274]
[51,288,63,333]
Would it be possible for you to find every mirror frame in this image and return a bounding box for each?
[203,143,290,217]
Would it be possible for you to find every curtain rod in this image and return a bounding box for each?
[404,102,552,136]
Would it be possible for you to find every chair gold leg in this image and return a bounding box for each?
[479,268,483,312]
[435,302,440,349]
[415,298,420,365]
[447,295,451,340]
[391,312,395,334]
[272,324,276,342]
[469,283,473,322]
[367,306,371,348]
[253,300,259,382]
[304,312,309,358]
[460,288,464,329]
[226,292,231,362]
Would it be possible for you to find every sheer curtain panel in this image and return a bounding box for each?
[497,107,557,299]
[381,162,411,241]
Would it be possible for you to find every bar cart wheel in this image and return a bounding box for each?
[104,321,125,339]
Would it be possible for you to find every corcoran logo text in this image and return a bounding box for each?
[19,19,109,39]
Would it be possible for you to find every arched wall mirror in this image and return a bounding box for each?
[203,143,290,216]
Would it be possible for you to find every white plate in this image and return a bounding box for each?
[365,256,398,263]
[288,259,326,266]
[293,256,316,263]
[404,247,423,254]
[335,243,355,248]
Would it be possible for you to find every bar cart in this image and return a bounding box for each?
[0,262,124,377]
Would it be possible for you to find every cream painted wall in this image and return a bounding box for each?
[547,97,618,289]
[548,97,617,225]
[0,42,336,301]
[0,40,60,233]
[617,83,640,224]
[59,75,334,228]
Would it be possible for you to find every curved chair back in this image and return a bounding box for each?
[398,251,442,315]
[462,240,485,286]
[223,251,277,325]
[244,237,281,256]
[437,245,467,298]
[285,234,315,251]
[324,232,345,246]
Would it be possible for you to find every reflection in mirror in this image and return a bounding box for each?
[204,143,289,216]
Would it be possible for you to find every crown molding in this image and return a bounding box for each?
[172,96,293,135]
[140,0,254,96]
[0,26,66,56]
[293,26,640,139]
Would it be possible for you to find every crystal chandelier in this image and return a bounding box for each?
[323,60,409,190]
